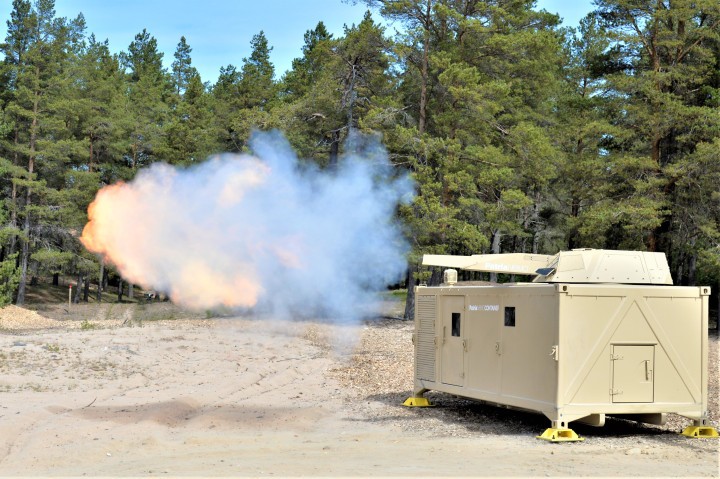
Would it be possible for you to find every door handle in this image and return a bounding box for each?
[644,360,652,381]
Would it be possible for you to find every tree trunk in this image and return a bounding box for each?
[52,273,59,286]
[531,194,540,254]
[716,282,719,332]
[687,254,696,286]
[429,267,442,286]
[15,214,30,305]
[117,279,124,302]
[8,128,20,256]
[88,135,95,173]
[15,78,40,306]
[128,283,134,299]
[14,205,29,306]
[83,276,90,302]
[73,275,82,303]
[96,261,104,302]
[345,63,357,130]
[418,0,431,136]
[489,229,501,283]
[328,130,340,169]
[403,266,416,321]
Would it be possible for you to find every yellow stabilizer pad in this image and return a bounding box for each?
[536,428,584,442]
[681,426,719,438]
[403,397,433,407]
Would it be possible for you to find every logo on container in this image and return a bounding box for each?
[469,304,500,312]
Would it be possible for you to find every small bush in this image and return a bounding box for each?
[80,320,97,330]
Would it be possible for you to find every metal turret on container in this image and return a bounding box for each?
[404,249,719,442]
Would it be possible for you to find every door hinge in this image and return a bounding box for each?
[610,388,623,396]
[550,345,559,361]
[610,354,623,361]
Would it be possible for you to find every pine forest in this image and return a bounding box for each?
[1,0,719,322]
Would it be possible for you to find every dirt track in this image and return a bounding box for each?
[0,304,718,476]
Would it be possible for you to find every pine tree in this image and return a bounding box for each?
[171,36,197,96]
[161,72,219,165]
[238,31,276,109]
[551,13,623,250]
[211,64,243,152]
[120,29,171,169]
[363,0,434,135]
[160,36,218,165]
[370,1,564,316]
[226,31,278,151]
[278,14,393,165]
[0,0,89,304]
[282,21,333,101]
[594,0,720,265]
[0,0,33,261]
[277,22,340,160]
[326,11,392,165]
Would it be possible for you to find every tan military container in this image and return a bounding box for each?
[405,249,718,441]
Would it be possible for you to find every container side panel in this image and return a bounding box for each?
[499,292,558,404]
[611,301,659,343]
[560,294,624,405]
[415,295,437,382]
[567,346,611,404]
[653,353,697,404]
[561,286,705,413]
[465,294,501,393]
[642,296,702,404]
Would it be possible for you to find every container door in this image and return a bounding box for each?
[465,298,501,393]
[441,296,465,386]
[611,345,654,403]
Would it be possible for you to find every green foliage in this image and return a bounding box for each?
[80,319,97,330]
[162,37,219,164]
[238,31,276,109]
[0,0,718,317]
[171,36,197,96]
[0,253,20,306]
[211,31,278,153]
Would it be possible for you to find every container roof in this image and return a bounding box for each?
[423,249,673,285]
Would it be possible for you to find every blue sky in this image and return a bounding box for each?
[1,1,594,85]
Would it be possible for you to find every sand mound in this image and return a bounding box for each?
[0,304,61,330]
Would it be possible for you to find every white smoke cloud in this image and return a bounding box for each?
[82,131,413,323]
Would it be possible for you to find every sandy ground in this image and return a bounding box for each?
[0,304,718,477]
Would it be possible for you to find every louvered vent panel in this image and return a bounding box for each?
[415,295,436,381]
